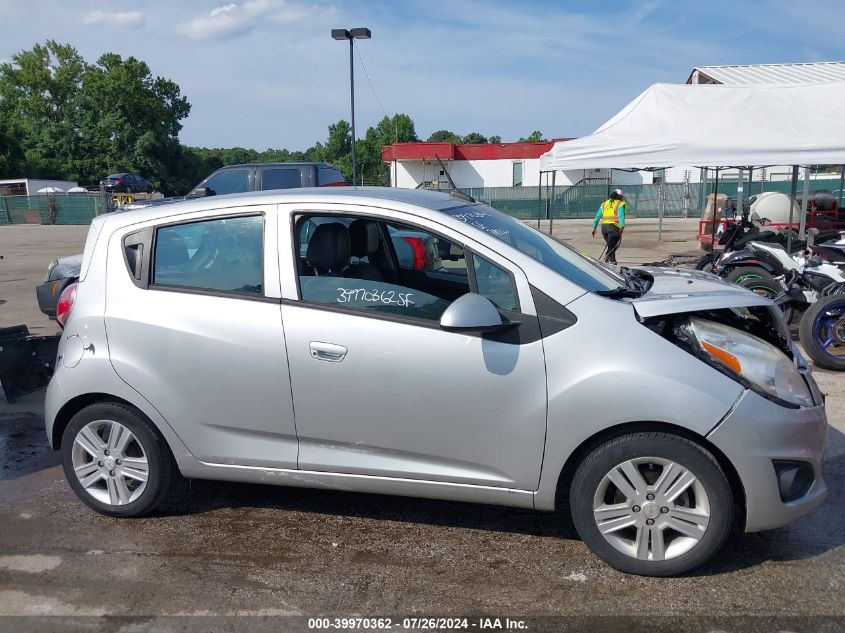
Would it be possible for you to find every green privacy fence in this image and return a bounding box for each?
[464,184,695,221]
[0,193,107,225]
[464,178,845,221]
[3,181,841,226]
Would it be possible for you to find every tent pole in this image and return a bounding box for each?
[709,168,720,250]
[550,170,556,236]
[799,167,811,238]
[537,172,543,230]
[787,165,799,254]
[838,165,844,211]
[658,172,665,242]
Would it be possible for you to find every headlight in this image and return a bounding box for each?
[689,317,813,407]
[46,259,58,281]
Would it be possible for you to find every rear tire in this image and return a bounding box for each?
[735,275,781,298]
[570,432,734,576]
[61,402,174,517]
[725,266,774,285]
[694,254,716,272]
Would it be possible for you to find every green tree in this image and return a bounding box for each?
[0,41,192,193]
[461,132,488,144]
[76,52,191,193]
[518,130,547,143]
[0,40,87,179]
[489,135,502,144]
[426,129,462,143]
[358,114,419,185]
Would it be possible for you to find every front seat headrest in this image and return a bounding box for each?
[348,219,379,258]
[306,222,350,274]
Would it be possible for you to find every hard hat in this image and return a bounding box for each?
[613,188,624,196]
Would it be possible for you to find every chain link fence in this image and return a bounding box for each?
[465,177,844,222]
[2,178,840,226]
[0,193,109,225]
[463,183,695,221]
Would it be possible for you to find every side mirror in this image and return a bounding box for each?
[187,187,213,199]
[440,293,511,333]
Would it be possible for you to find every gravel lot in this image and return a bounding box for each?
[0,219,843,631]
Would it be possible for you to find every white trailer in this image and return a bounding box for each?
[0,178,79,196]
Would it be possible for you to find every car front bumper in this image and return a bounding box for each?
[36,277,74,318]
[706,389,828,532]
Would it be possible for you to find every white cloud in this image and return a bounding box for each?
[177,0,337,41]
[82,10,145,28]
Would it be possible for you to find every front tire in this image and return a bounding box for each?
[570,432,734,576]
[799,295,845,370]
[61,402,174,517]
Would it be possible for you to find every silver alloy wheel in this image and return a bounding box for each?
[71,419,149,506]
[592,457,711,562]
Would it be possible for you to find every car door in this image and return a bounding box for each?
[104,206,298,469]
[278,206,548,490]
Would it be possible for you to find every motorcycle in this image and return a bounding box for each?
[694,206,772,273]
[726,240,845,326]
[713,229,845,284]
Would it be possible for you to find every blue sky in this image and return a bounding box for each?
[2,0,845,150]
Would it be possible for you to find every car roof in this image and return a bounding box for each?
[219,162,341,169]
[101,187,472,227]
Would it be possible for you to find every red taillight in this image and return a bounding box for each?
[319,181,347,187]
[402,236,429,269]
[56,282,78,328]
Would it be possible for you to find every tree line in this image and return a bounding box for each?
[0,41,547,195]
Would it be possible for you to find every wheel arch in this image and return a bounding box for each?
[553,420,746,526]
[52,393,140,450]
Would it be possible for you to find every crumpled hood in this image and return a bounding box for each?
[49,253,83,280]
[627,266,773,318]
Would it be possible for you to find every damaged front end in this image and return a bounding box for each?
[628,267,821,409]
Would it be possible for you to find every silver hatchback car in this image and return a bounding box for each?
[45,188,828,576]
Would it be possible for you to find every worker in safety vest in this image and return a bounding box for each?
[591,188,627,264]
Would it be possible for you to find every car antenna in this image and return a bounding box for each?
[433,154,476,203]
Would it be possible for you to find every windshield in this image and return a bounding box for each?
[443,203,624,292]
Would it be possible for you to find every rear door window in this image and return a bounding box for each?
[152,215,264,295]
[262,168,302,190]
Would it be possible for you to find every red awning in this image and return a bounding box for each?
[382,140,572,163]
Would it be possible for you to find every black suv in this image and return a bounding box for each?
[188,162,345,198]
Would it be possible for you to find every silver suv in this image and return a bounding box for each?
[46,188,828,576]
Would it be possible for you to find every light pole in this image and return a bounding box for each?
[331,27,371,186]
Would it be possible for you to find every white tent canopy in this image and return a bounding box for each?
[539,81,845,171]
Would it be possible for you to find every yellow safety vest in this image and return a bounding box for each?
[601,199,622,226]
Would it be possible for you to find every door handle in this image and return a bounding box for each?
[309,341,347,362]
